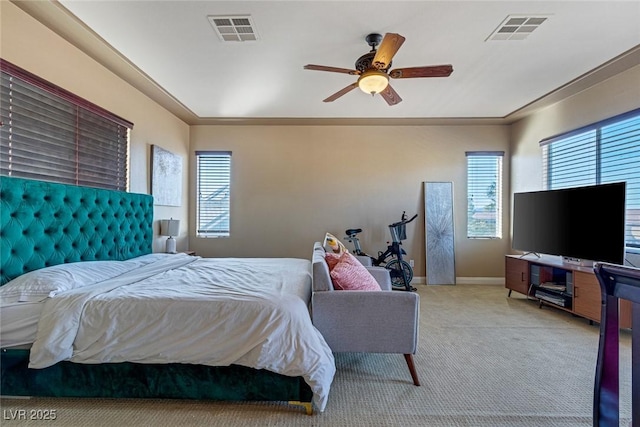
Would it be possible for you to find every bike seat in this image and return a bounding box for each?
[345,228,362,236]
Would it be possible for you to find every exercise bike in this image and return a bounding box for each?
[344,212,418,291]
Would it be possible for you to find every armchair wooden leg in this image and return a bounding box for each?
[404,354,421,386]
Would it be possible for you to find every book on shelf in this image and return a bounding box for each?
[538,282,566,292]
[534,289,571,308]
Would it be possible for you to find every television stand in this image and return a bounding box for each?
[505,254,633,329]
[562,256,594,267]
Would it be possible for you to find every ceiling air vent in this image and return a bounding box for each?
[208,15,258,42]
[486,15,549,41]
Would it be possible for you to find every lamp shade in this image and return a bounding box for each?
[357,69,389,95]
[160,219,180,237]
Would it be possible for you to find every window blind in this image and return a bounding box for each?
[196,151,231,237]
[0,59,131,191]
[466,151,504,238]
[541,108,640,249]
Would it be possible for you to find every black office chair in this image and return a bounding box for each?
[592,262,640,427]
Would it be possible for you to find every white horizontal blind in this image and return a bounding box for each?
[466,151,504,238]
[542,129,597,189]
[0,60,131,191]
[196,151,231,237]
[541,109,640,249]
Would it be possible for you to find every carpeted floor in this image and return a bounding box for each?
[0,284,632,426]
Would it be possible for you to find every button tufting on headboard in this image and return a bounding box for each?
[0,176,154,285]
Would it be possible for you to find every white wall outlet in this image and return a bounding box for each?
[409,259,414,267]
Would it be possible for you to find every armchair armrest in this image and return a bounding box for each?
[365,266,392,291]
[356,255,373,266]
[312,290,419,354]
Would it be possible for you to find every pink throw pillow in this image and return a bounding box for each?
[330,252,381,291]
[325,252,341,271]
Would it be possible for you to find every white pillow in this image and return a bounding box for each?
[0,260,141,303]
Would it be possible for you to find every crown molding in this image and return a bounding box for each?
[13,1,640,127]
[12,0,198,125]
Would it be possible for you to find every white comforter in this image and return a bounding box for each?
[29,254,335,411]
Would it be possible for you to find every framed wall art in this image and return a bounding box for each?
[151,145,182,206]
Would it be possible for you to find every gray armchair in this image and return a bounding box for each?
[311,242,420,386]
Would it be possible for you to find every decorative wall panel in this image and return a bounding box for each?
[424,182,456,285]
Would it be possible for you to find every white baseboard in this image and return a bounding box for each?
[411,277,505,285]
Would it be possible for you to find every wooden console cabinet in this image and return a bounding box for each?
[505,255,632,329]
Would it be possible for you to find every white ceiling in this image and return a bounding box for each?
[51,1,640,122]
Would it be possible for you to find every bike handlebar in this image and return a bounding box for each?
[390,213,418,228]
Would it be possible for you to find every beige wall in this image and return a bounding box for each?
[509,64,640,258]
[0,1,516,280]
[1,2,191,253]
[10,1,637,279]
[191,125,511,279]
[510,65,640,195]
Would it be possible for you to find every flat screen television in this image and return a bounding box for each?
[512,182,626,265]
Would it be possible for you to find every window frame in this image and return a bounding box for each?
[466,151,504,239]
[0,59,132,191]
[540,108,640,251]
[196,151,231,238]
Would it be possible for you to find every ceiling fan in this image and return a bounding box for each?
[304,33,453,106]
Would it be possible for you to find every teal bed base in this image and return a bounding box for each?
[0,349,312,409]
[0,176,313,412]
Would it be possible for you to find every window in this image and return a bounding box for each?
[541,108,640,250]
[0,60,132,191]
[196,151,231,237]
[467,151,504,238]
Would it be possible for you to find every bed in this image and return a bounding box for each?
[0,176,334,413]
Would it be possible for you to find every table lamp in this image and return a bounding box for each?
[160,218,180,253]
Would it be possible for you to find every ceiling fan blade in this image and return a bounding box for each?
[372,33,406,70]
[379,84,402,106]
[323,82,359,102]
[389,65,453,79]
[304,64,359,75]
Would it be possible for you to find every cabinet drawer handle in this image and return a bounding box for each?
[521,272,525,281]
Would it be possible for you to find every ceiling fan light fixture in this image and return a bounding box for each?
[357,69,389,95]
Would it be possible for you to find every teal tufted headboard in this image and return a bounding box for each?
[0,176,154,285]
